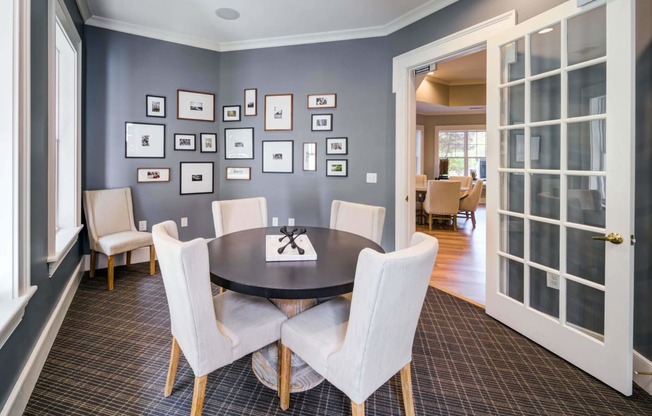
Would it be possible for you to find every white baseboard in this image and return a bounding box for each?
[82,247,153,272]
[0,260,83,416]
[634,350,652,395]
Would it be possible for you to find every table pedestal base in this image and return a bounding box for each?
[251,298,324,392]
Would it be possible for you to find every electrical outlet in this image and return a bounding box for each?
[366,173,378,183]
[139,220,147,231]
[288,218,295,226]
[546,272,560,290]
[272,217,279,226]
[181,217,188,227]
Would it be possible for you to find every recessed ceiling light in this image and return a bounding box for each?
[538,27,554,34]
[215,7,240,20]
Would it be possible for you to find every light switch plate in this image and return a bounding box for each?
[288,218,295,226]
[366,173,377,183]
[272,217,279,226]
[181,217,188,227]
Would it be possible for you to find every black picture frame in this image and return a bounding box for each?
[174,133,197,151]
[200,133,218,153]
[311,114,333,131]
[262,140,294,173]
[180,162,214,195]
[326,137,348,155]
[146,95,166,118]
[223,105,242,122]
[326,159,348,177]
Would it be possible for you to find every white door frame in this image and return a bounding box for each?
[392,11,516,249]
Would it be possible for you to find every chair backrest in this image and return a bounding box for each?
[330,200,386,245]
[83,187,137,250]
[328,233,439,403]
[448,176,472,188]
[152,221,232,376]
[212,197,268,238]
[423,180,461,215]
[459,179,484,211]
[415,174,427,189]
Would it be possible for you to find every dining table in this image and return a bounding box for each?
[207,226,384,392]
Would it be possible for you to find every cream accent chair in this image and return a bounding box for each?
[83,187,155,291]
[448,175,472,189]
[330,200,386,245]
[152,221,286,416]
[458,179,484,229]
[212,197,268,238]
[278,233,439,415]
[423,180,461,231]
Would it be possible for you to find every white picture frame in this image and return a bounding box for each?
[224,128,254,159]
[177,89,215,122]
[265,94,293,131]
[262,140,294,173]
[125,122,165,158]
[180,162,214,195]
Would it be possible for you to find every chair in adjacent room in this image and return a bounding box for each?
[83,187,156,290]
[212,196,268,238]
[423,180,461,231]
[458,179,484,229]
[278,232,439,415]
[415,174,428,225]
[152,221,287,416]
[448,175,472,189]
[330,200,386,245]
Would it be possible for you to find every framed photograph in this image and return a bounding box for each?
[307,93,336,109]
[311,114,333,131]
[174,133,196,151]
[226,167,251,180]
[303,142,317,171]
[265,94,293,131]
[137,168,170,183]
[262,140,294,173]
[125,122,165,158]
[244,88,257,116]
[224,127,254,159]
[326,159,348,177]
[223,105,241,122]
[146,95,166,118]
[177,89,215,122]
[180,162,214,195]
[200,133,217,153]
[326,137,347,155]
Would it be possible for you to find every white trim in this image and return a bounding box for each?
[434,124,487,178]
[392,11,515,249]
[0,260,83,416]
[74,0,91,22]
[47,225,83,276]
[82,247,153,272]
[84,0,459,52]
[0,286,36,349]
[634,351,652,395]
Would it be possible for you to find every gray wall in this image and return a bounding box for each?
[0,0,85,409]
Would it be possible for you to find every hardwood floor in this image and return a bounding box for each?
[417,205,486,307]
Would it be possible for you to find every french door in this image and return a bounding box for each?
[486,0,635,395]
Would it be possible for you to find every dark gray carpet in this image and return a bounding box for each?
[24,263,652,415]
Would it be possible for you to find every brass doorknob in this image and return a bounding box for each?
[592,232,624,244]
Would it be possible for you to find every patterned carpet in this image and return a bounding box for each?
[24,263,652,415]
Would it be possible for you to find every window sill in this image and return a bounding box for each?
[47,225,83,277]
[0,286,37,349]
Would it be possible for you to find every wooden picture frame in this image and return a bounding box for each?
[265,94,293,131]
[137,167,170,183]
[177,89,215,122]
[307,93,336,109]
[303,142,317,171]
[244,88,257,116]
[226,167,251,180]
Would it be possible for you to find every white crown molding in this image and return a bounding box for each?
[74,0,91,22]
[83,0,460,52]
[85,16,222,51]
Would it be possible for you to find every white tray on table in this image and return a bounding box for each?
[265,235,317,262]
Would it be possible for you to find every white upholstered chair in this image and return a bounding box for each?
[330,200,386,245]
[278,233,439,415]
[458,179,484,229]
[423,180,461,231]
[152,221,286,416]
[415,174,427,191]
[212,197,268,238]
[448,175,472,189]
[83,187,155,290]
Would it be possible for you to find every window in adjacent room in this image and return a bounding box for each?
[436,125,486,178]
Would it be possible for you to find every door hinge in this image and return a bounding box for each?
[405,195,409,202]
[631,235,636,245]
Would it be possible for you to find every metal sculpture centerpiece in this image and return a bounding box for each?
[278,226,307,255]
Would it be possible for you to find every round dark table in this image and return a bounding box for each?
[207,226,384,392]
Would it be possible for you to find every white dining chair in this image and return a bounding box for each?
[458,179,484,228]
[448,175,472,189]
[152,220,287,416]
[423,180,461,231]
[278,232,439,415]
[83,187,155,290]
[330,200,386,245]
[212,197,268,238]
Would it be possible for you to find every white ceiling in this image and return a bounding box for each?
[78,0,459,52]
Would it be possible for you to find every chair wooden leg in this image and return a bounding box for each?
[452,215,457,231]
[400,363,415,416]
[150,245,156,275]
[279,343,292,410]
[351,400,365,416]
[126,251,132,266]
[107,255,115,291]
[89,250,96,278]
[471,211,476,229]
[164,337,181,397]
[190,375,207,416]
[428,214,432,231]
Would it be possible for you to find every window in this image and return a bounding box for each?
[415,125,424,175]
[0,0,36,348]
[47,0,82,276]
[436,125,486,178]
